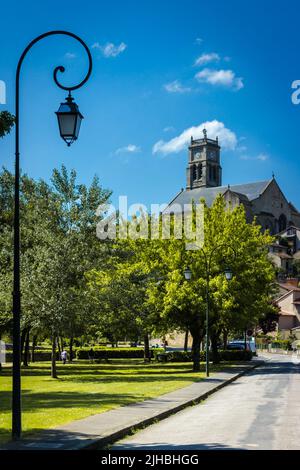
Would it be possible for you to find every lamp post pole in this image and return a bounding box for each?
[205,271,210,377]
[12,31,92,440]
[184,243,235,378]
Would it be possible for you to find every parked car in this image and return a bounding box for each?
[227,339,256,354]
[227,342,247,351]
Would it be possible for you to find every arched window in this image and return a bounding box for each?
[278,214,287,232]
[265,219,274,234]
[192,164,197,181]
[197,163,202,179]
[213,166,217,181]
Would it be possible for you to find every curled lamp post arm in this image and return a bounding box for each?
[207,243,236,276]
[16,30,92,94]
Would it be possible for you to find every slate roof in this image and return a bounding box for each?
[165,180,272,214]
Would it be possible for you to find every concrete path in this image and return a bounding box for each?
[112,354,300,450]
[3,361,260,450]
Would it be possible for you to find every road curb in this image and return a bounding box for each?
[85,360,264,450]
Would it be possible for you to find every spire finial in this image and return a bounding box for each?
[272,171,275,179]
[203,128,207,140]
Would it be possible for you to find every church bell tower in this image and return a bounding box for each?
[186,129,222,190]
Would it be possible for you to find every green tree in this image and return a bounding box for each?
[0,111,15,138]
[144,196,277,370]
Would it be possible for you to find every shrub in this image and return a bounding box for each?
[271,340,291,350]
[5,349,56,362]
[155,349,252,363]
[76,347,164,360]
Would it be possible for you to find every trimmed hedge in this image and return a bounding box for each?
[4,350,56,362]
[270,340,291,350]
[76,347,164,360]
[155,349,253,363]
[2,347,166,363]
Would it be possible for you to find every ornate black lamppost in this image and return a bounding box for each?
[13,31,92,440]
[184,243,235,377]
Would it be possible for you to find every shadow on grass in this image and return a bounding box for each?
[0,389,153,413]
[0,362,203,379]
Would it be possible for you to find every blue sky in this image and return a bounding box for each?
[1,0,300,210]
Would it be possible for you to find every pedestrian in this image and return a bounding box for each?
[61,349,68,365]
[88,347,95,363]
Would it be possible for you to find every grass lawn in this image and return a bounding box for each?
[0,359,233,443]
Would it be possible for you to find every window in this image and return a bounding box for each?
[209,165,217,181]
[278,214,287,232]
[197,163,202,179]
[192,165,197,180]
[213,166,217,181]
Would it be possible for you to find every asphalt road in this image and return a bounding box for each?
[112,354,300,450]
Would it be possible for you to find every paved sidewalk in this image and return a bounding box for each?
[3,360,263,450]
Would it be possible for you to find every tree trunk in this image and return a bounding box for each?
[143,333,151,362]
[184,330,189,352]
[31,334,37,362]
[191,334,201,371]
[223,330,228,350]
[23,327,30,367]
[69,336,73,362]
[57,337,61,356]
[20,328,26,362]
[211,332,220,364]
[190,319,205,372]
[51,334,58,379]
[0,333,2,371]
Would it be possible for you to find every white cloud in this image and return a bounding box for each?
[240,153,269,162]
[194,52,220,66]
[257,153,269,161]
[236,145,247,153]
[92,42,127,58]
[153,120,237,155]
[195,68,244,90]
[0,80,6,104]
[164,80,191,94]
[65,52,76,59]
[163,126,175,132]
[116,144,141,154]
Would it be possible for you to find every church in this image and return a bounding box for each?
[165,129,300,234]
[163,129,300,344]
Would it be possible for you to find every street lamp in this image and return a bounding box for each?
[224,267,233,281]
[184,244,235,377]
[56,92,84,146]
[184,267,192,281]
[12,30,92,440]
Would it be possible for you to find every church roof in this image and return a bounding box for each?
[165,180,272,213]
